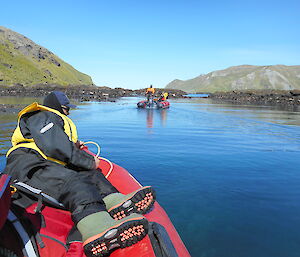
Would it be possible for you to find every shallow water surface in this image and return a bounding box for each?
[1,97,300,257]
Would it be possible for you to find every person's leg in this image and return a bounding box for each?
[80,169,156,220]
[78,212,148,257]
[80,169,119,198]
[5,148,156,217]
[61,171,148,256]
[5,149,107,222]
[5,149,149,257]
[103,186,156,220]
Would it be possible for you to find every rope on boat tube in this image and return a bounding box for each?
[83,141,114,179]
[99,157,114,179]
[0,247,18,257]
[82,141,101,157]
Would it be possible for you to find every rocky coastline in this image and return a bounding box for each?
[2,85,300,114]
[0,85,187,114]
[209,90,300,107]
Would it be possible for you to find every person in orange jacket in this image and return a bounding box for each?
[146,85,155,102]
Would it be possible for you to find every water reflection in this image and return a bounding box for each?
[146,109,153,128]
[0,96,43,104]
[205,104,300,126]
[137,108,168,129]
[0,117,15,157]
[160,109,167,126]
[0,97,39,157]
[172,98,300,126]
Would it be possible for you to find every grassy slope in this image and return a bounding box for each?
[166,65,300,92]
[271,65,300,88]
[0,39,93,86]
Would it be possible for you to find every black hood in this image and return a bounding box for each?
[43,92,64,114]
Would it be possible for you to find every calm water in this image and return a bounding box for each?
[183,93,210,98]
[1,96,300,257]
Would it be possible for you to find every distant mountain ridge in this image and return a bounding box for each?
[165,65,300,93]
[0,26,93,87]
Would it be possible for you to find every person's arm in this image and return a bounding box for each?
[25,111,96,170]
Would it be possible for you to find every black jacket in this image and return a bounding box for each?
[18,110,95,170]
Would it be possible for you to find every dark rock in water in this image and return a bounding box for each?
[209,90,300,106]
[0,84,132,102]
[0,85,187,114]
[290,90,300,96]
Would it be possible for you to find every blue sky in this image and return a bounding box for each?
[1,0,300,89]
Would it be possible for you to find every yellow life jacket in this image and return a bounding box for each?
[6,102,78,166]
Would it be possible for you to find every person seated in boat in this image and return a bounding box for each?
[4,91,156,257]
[158,92,168,102]
[146,85,155,102]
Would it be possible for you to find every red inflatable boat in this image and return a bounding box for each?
[0,157,190,257]
[137,100,170,109]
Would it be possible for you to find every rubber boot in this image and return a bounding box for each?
[103,186,156,220]
[77,211,148,257]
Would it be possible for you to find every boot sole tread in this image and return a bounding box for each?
[109,187,156,220]
[84,218,148,257]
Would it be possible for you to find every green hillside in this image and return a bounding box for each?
[0,26,93,87]
[166,65,300,93]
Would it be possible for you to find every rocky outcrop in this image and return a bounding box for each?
[210,90,300,106]
[0,86,186,114]
[0,85,133,102]
[0,85,186,101]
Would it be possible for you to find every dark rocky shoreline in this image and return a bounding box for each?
[209,90,300,107]
[0,85,186,114]
[2,85,300,114]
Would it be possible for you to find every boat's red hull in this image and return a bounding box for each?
[100,159,190,257]
[137,100,170,109]
[0,159,190,257]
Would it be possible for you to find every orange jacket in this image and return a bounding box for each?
[146,88,155,94]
